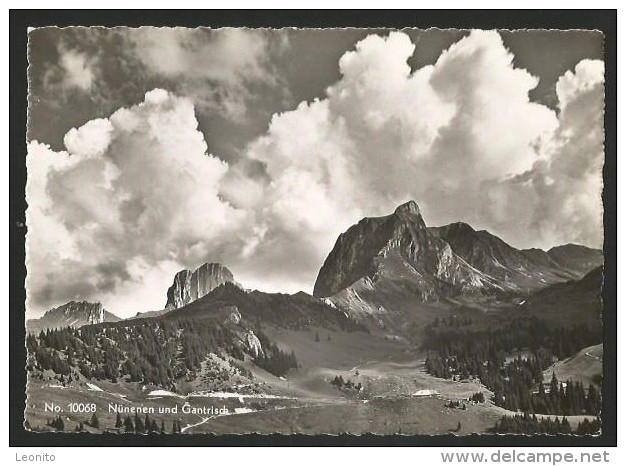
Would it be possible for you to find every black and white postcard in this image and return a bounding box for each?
[12,11,616,445]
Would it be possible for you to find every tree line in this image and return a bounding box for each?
[423,317,602,416]
[527,373,601,416]
[43,412,185,434]
[27,318,298,387]
[491,413,601,435]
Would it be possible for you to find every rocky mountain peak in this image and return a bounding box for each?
[165,262,235,310]
[313,201,489,298]
[26,300,120,333]
[55,301,105,323]
[394,200,421,216]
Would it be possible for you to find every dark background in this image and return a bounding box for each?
[9,9,617,447]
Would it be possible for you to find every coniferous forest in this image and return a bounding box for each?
[253,330,299,376]
[26,318,298,388]
[491,413,601,435]
[423,317,602,416]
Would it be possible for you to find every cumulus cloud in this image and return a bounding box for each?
[27,30,604,317]
[26,89,252,316]
[239,29,594,289]
[482,59,605,248]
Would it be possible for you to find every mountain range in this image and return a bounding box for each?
[26,301,120,333]
[312,201,601,329]
[26,200,602,334]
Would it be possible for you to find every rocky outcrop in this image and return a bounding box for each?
[165,263,235,309]
[243,330,264,357]
[224,305,241,325]
[26,301,120,333]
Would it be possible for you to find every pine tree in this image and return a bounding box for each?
[550,372,559,397]
[561,417,571,433]
[586,384,600,415]
[577,418,591,434]
[134,413,144,433]
[89,413,99,428]
[115,412,122,429]
[315,331,320,343]
[124,416,134,433]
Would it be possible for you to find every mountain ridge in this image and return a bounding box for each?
[314,201,511,300]
[429,222,599,289]
[26,301,120,333]
[313,201,603,331]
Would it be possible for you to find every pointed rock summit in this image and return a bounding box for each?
[313,200,604,326]
[313,201,495,299]
[394,200,421,216]
[26,301,120,333]
[165,262,235,310]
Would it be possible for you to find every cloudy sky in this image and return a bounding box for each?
[26,27,605,318]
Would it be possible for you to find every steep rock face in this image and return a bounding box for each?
[243,330,264,357]
[165,263,235,310]
[547,244,603,278]
[431,222,577,289]
[314,201,502,300]
[26,301,120,333]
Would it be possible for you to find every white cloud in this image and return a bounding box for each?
[63,118,113,157]
[58,45,96,91]
[27,89,251,317]
[483,59,605,248]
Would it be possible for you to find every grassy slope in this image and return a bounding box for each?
[543,344,603,388]
[187,396,501,435]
